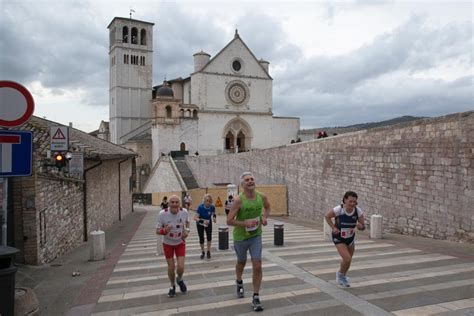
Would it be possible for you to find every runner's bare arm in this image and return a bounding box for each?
[325,209,339,234]
[357,214,366,230]
[261,193,270,226]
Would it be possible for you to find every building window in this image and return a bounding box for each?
[124,54,129,64]
[122,26,128,43]
[165,106,172,118]
[140,56,145,66]
[232,60,241,71]
[131,27,138,44]
[140,29,146,45]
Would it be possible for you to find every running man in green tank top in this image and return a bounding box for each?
[227,172,270,312]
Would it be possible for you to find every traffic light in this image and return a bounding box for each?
[53,152,67,169]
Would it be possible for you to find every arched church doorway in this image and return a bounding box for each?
[222,117,252,153]
[180,142,186,151]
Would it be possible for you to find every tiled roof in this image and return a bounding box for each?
[15,116,136,160]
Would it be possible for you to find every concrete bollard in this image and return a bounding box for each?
[90,230,105,261]
[274,222,284,246]
[323,219,333,241]
[218,226,229,250]
[370,214,383,239]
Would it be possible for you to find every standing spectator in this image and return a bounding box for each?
[227,172,270,312]
[325,191,365,287]
[156,195,190,297]
[160,196,168,209]
[194,194,216,259]
[183,193,192,210]
[225,195,234,215]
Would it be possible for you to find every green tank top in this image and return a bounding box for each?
[233,192,264,241]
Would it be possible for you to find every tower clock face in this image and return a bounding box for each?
[228,83,247,104]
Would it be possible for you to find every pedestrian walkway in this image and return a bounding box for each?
[74,207,474,315]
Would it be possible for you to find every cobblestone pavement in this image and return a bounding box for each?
[60,206,474,315]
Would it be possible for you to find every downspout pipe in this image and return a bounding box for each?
[118,158,129,221]
[83,160,102,242]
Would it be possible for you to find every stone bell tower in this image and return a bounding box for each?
[108,17,154,144]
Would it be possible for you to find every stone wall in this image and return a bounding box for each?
[10,158,134,265]
[36,176,84,264]
[186,111,474,242]
[86,158,134,233]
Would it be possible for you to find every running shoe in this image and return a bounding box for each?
[207,251,211,259]
[336,271,350,287]
[168,285,176,297]
[177,279,187,293]
[236,281,244,298]
[340,274,351,287]
[200,252,205,259]
[252,295,264,312]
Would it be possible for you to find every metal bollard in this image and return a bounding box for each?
[274,222,284,246]
[218,226,229,250]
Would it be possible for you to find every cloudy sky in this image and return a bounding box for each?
[1,0,472,132]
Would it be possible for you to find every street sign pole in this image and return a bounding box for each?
[1,179,7,246]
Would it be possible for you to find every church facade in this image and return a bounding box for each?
[105,17,299,191]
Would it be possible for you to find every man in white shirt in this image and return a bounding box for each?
[156,195,190,297]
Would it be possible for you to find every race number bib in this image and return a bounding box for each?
[245,217,260,232]
[340,228,354,239]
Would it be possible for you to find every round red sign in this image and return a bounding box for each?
[0,81,35,127]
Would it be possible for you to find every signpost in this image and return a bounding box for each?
[0,81,35,247]
[0,131,32,177]
[68,152,84,177]
[0,81,35,128]
[50,126,69,151]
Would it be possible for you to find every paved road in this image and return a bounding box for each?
[15,206,474,315]
[64,207,474,315]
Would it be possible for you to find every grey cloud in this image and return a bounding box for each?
[2,1,108,92]
[152,2,227,82]
[274,74,473,128]
[275,16,471,96]
[234,12,303,65]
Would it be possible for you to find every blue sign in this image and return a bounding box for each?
[0,130,32,177]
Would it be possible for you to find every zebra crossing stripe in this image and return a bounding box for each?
[353,265,474,289]
[99,273,297,303]
[131,288,322,316]
[107,263,278,285]
[308,254,455,275]
[391,298,474,315]
[360,278,474,300]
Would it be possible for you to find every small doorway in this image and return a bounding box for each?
[225,131,234,151]
[180,142,186,151]
[237,131,246,152]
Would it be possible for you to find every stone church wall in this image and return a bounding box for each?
[186,111,474,242]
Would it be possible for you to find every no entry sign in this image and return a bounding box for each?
[0,81,35,127]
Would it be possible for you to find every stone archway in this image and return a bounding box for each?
[222,118,252,153]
